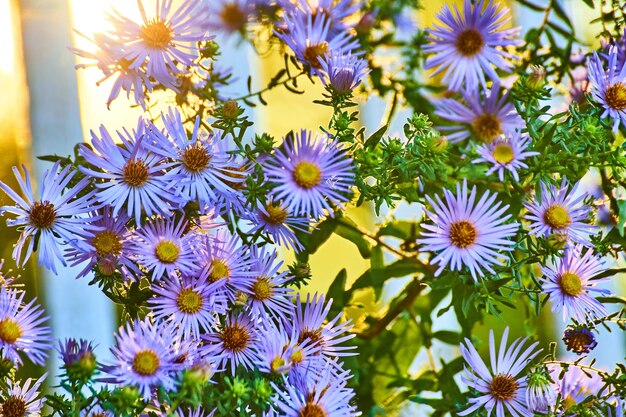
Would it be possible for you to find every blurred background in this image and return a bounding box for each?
[0,0,624,403]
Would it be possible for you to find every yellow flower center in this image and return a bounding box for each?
[140,20,173,50]
[299,403,327,417]
[221,324,250,352]
[220,3,247,32]
[29,200,56,229]
[0,318,22,344]
[455,28,484,57]
[208,259,230,282]
[605,82,626,110]
[449,220,477,248]
[132,349,160,376]
[177,288,204,314]
[1,395,27,417]
[221,166,247,190]
[291,348,304,364]
[558,272,583,297]
[270,356,286,373]
[293,162,322,189]
[155,240,179,264]
[492,143,515,164]
[262,204,288,225]
[489,373,519,400]
[123,159,149,187]
[562,395,577,410]
[251,277,272,300]
[182,144,211,173]
[303,42,329,69]
[472,113,502,143]
[544,204,571,230]
[92,230,123,257]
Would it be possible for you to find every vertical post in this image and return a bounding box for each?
[18,0,115,378]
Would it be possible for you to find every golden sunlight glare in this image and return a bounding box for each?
[0,0,15,74]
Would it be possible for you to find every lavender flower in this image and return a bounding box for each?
[205,0,255,35]
[319,49,369,94]
[459,327,540,417]
[424,0,521,92]
[417,180,519,280]
[473,132,538,182]
[245,247,293,318]
[588,47,626,132]
[247,200,310,252]
[0,374,46,417]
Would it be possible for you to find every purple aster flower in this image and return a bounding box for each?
[145,109,244,208]
[131,216,198,281]
[57,338,97,367]
[286,293,355,358]
[245,247,293,318]
[264,129,355,219]
[107,0,209,87]
[205,0,256,35]
[319,49,370,94]
[540,245,610,323]
[549,365,604,413]
[562,326,598,355]
[174,406,215,417]
[0,287,51,367]
[1,374,46,417]
[281,0,360,35]
[104,318,182,401]
[79,120,177,225]
[65,206,138,279]
[247,200,310,252]
[473,132,539,182]
[272,367,359,417]
[459,327,540,417]
[72,32,152,109]
[417,180,519,280]
[588,47,626,132]
[0,162,100,274]
[524,178,596,246]
[197,229,256,300]
[149,275,228,339]
[435,83,523,143]
[424,0,521,92]
[276,10,359,75]
[201,312,261,375]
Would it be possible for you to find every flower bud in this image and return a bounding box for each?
[526,368,557,414]
[527,65,547,90]
[428,135,448,154]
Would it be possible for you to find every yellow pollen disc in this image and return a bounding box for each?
[177,288,204,314]
[29,200,57,229]
[449,220,477,248]
[251,277,272,300]
[221,324,250,352]
[140,20,173,50]
[221,166,247,190]
[472,113,502,143]
[270,356,286,373]
[220,3,247,31]
[0,318,22,344]
[123,159,149,187]
[605,83,626,110]
[1,395,27,417]
[291,349,304,364]
[92,230,123,257]
[489,373,519,401]
[543,204,571,230]
[132,349,160,376]
[155,240,179,264]
[293,161,322,189]
[299,402,327,417]
[263,204,288,225]
[182,144,211,173]
[562,395,577,410]
[492,143,515,164]
[455,28,485,56]
[208,259,230,282]
[303,42,329,69]
[558,272,583,297]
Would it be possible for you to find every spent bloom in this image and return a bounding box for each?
[264,129,355,219]
[424,0,521,91]
[587,47,626,132]
[540,245,610,323]
[0,287,52,367]
[0,162,99,274]
[417,180,519,280]
[525,179,596,246]
[473,132,539,182]
[459,327,541,417]
[562,325,598,355]
[435,83,523,144]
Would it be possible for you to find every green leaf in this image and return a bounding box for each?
[432,330,462,345]
[335,217,372,258]
[364,124,388,148]
[302,217,338,253]
[327,269,348,318]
